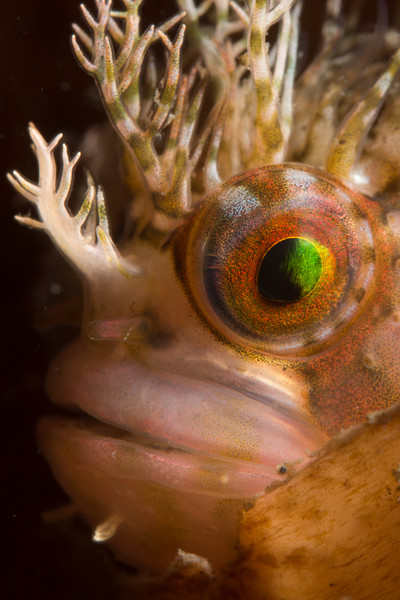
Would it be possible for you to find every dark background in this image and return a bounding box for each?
[0,1,392,598]
[1,2,110,598]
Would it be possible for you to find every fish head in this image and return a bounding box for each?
[9,0,400,577]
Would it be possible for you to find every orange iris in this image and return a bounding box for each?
[184,164,376,356]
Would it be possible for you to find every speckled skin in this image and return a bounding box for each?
[180,163,400,434]
[9,0,400,580]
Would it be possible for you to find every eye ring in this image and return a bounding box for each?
[182,164,377,357]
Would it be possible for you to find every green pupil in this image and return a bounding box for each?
[257,237,322,302]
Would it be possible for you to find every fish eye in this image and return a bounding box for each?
[182,164,377,357]
[257,237,323,303]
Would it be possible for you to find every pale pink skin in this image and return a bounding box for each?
[39,235,326,574]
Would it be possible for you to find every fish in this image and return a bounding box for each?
[8,0,400,592]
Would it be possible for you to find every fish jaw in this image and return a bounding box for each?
[37,415,256,575]
[39,337,326,573]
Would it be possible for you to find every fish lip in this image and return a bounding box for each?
[45,339,327,471]
[37,413,289,498]
[135,334,311,419]
[40,410,277,473]
[45,400,316,474]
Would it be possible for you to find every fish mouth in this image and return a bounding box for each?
[43,339,327,495]
[37,410,277,575]
[38,413,287,499]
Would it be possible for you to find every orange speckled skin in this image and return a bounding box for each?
[301,205,399,434]
[179,164,400,435]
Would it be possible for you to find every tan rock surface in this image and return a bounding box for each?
[222,405,400,600]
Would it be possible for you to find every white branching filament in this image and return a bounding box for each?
[7,124,137,284]
[9,0,310,287]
